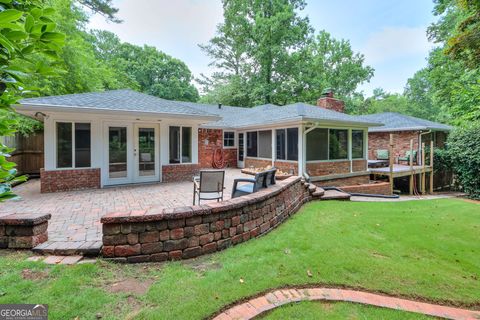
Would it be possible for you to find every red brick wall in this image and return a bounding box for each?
[162,164,200,182]
[101,176,310,262]
[368,131,419,161]
[317,97,345,113]
[198,128,237,168]
[40,168,100,193]
[306,161,350,176]
[352,159,367,172]
[313,174,370,187]
[244,158,298,174]
[339,181,391,195]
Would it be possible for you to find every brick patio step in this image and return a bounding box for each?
[308,184,317,193]
[33,240,102,256]
[320,190,351,201]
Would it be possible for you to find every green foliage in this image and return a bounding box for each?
[77,0,120,23]
[200,0,372,107]
[348,88,409,115]
[0,0,64,201]
[445,122,480,199]
[90,30,199,102]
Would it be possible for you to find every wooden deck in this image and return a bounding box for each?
[369,164,433,178]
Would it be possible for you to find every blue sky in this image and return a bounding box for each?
[88,0,437,96]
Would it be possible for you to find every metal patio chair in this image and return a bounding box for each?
[193,170,225,205]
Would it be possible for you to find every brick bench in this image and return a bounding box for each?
[101,176,311,263]
[0,213,51,249]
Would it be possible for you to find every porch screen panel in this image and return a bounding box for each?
[286,128,298,161]
[258,130,272,158]
[56,122,72,168]
[169,126,180,164]
[182,127,192,163]
[246,132,258,157]
[306,128,328,161]
[329,129,348,160]
[75,123,91,167]
[276,129,286,160]
[352,130,364,159]
[109,127,127,178]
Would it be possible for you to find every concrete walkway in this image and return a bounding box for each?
[213,287,480,320]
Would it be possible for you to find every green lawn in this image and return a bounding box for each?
[261,301,434,319]
[0,199,479,319]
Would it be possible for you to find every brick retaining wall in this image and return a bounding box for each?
[339,182,391,195]
[101,176,310,262]
[40,168,100,193]
[0,213,51,249]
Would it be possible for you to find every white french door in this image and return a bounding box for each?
[104,122,160,186]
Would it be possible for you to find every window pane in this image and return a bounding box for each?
[182,127,192,163]
[329,129,348,160]
[57,122,72,168]
[139,128,155,176]
[352,130,364,159]
[258,130,272,158]
[276,129,286,160]
[287,128,298,161]
[169,126,180,164]
[223,131,235,147]
[238,133,244,161]
[75,123,91,167]
[306,128,328,161]
[109,126,127,178]
[247,132,258,157]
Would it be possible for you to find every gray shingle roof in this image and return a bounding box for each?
[18,89,382,128]
[187,102,381,128]
[18,89,218,119]
[357,112,452,132]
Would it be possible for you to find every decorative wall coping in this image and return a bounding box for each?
[0,213,51,226]
[101,176,302,224]
[0,213,51,249]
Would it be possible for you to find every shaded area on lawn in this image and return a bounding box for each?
[0,198,479,319]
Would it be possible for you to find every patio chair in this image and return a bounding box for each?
[398,150,417,164]
[231,170,269,199]
[193,170,225,205]
[265,168,277,186]
[375,149,389,160]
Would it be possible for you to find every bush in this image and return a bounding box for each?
[446,123,480,199]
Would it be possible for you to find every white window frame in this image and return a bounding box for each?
[246,130,273,160]
[169,125,192,164]
[54,120,92,169]
[306,127,353,163]
[223,131,236,148]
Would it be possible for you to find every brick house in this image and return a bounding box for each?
[358,112,451,164]
[16,89,385,192]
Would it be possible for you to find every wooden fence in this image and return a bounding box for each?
[1,131,44,176]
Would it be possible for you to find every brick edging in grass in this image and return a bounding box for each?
[101,176,313,262]
[211,287,480,320]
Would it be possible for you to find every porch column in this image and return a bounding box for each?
[299,124,305,177]
[271,129,275,167]
[348,128,352,173]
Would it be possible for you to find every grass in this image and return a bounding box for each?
[0,198,478,319]
[261,301,434,319]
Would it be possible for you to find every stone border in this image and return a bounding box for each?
[211,287,480,320]
[100,176,314,262]
[0,213,51,249]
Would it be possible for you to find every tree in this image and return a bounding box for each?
[91,30,199,102]
[0,0,64,201]
[200,0,312,106]
[77,0,121,23]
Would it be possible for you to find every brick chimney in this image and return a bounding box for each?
[317,88,345,113]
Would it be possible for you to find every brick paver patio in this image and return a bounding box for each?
[213,287,480,320]
[0,169,250,254]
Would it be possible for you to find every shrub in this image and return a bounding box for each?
[446,123,480,199]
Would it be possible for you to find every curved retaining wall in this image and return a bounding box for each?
[101,176,310,263]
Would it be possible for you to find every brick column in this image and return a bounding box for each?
[0,213,51,249]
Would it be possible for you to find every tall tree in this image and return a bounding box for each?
[200,0,312,106]
[90,30,199,102]
[0,0,64,201]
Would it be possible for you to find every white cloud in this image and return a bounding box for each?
[362,26,433,64]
